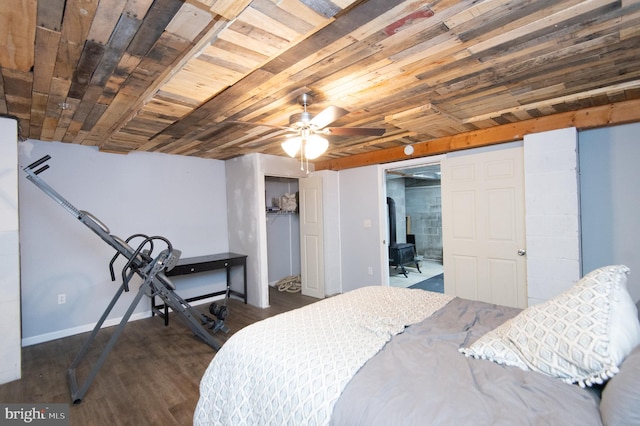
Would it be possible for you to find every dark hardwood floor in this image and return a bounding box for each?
[0,287,318,425]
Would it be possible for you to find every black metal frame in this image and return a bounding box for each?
[23,155,227,403]
[152,253,247,326]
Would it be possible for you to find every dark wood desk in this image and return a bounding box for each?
[152,252,247,325]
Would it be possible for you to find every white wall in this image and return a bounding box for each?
[226,153,307,308]
[0,116,21,384]
[339,165,385,292]
[225,155,264,307]
[524,128,581,305]
[580,123,640,303]
[19,140,228,345]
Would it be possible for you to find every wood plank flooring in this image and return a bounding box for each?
[0,287,319,425]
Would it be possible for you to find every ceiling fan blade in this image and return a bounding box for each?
[310,105,348,128]
[325,127,386,136]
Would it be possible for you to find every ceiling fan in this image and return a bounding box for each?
[227,93,385,163]
[282,93,386,138]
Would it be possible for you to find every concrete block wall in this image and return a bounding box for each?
[406,186,442,261]
[523,127,581,306]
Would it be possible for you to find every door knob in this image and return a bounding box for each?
[517,249,526,256]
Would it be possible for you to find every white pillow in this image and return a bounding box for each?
[460,265,640,387]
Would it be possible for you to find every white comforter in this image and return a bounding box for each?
[194,286,452,425]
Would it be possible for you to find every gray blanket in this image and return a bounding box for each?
[331,297,602,425]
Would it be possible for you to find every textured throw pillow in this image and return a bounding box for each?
[460,265,640,387]
[600,344,640,425]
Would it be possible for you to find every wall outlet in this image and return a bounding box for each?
[367,266,373,275]
[57,294,66,305]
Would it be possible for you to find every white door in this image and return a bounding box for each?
[299,175,325,298]
[441,145,527,308]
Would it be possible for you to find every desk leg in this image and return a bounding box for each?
[151,295,170,326]
[225,263,231,299]
[227,261,247,304]
[243,259,247,304]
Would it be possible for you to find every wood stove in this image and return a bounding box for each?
[387,197,421,277]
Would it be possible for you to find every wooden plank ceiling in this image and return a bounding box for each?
[2,0,640,170]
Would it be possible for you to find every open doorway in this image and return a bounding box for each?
[265,176,301,292]
[385,163,444,292]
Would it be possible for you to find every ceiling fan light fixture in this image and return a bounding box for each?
[282,137,301,157]
[304,134,329,159]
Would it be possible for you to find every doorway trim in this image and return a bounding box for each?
[379,154,446,286]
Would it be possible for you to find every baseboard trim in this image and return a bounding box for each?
[21,311,152,347]
[21,294,227,347]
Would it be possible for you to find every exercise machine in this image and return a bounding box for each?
[23,155,228,403]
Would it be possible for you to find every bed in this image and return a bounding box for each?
[194,265,640,425]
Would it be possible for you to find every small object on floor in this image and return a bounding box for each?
[276,275,302,292]
[209,302,228,321]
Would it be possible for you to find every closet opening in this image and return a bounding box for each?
[265,176,301,293]
[385,163,444,293]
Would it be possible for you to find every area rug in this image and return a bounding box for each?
[389,261,443,289]
[410,273,444,293]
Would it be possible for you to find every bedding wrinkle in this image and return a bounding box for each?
[331,298,602,426]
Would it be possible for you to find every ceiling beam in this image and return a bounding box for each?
[313,98,640,171]
[463,80,640,124]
